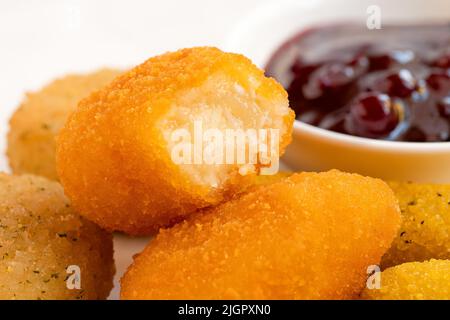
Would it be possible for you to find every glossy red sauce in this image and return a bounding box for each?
[265,24,450,142]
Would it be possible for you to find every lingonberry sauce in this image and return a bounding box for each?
[265,24,450,142]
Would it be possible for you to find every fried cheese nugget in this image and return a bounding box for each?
[381,182,450,269]
[362,259,450,300]
[7,69,122,181]
[0,174,114,300]
[234,171,291,197]
[56,47,294,235]
[121,170,401,299]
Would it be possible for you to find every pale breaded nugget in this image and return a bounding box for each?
[362,259,450,300]
[0,174,114,300]
[121,170,400,299]
[7,69,122,180]
[381,182,450,269]
[56,47,294,235]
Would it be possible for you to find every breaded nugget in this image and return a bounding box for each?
[56,47,294,235]
[0,174,114,300]
[121,170,400,299]
[362,259,450,300]
[381,182,450,269]
[7,69,122,180]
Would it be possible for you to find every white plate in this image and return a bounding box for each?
[0,0,263,300]
[1,0,448,299]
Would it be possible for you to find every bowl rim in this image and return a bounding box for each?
[293,120,450,153]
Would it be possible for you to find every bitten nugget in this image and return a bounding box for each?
[7,69,122,180]
[362,259,450,300]
[0,174,114,300]
[381,182,450,269]
[56,47,294,235]
[121,170,400,299]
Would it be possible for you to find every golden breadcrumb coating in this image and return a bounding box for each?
[235,171,291,197]
[381,182,450,269]
[56,47,294,235]
[0,174,114,300]
[7,69,122,181]
[362,259,450,300]
[121,170,400,299]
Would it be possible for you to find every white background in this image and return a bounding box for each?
[0,0,268,172]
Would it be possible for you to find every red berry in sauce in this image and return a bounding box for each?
[346,93,399,138]
[368,54,392,71]
[385,70,417,98]
[319,63,356,89]
[426,71,450,92]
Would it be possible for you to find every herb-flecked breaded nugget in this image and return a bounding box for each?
[121,170,400,299]
[362,259,450,300]
[0,174,114,300]
[7,69,122,180]
[56,47,294,235]
[381,182,450,269]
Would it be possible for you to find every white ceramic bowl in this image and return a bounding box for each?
[225,0,450,183]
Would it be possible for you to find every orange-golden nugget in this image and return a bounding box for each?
[56,47,294,235]
[362,259,450,300]
[121,170,401,299]
[381,182,450,269]
[7,69,122,180]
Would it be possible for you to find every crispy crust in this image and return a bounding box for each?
[381,182,450,269]
[7,69,122,180]
[0,174,114,300]
[56,47,294,235]
[121,170,400,299]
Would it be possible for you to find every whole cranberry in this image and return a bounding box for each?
[385,69,417,98]
[290,60,319,84]
[302,62,356,100]
[368,50,414,71]
[287,61,320,99]
[318,62,356,89]
[346,93,400,138]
